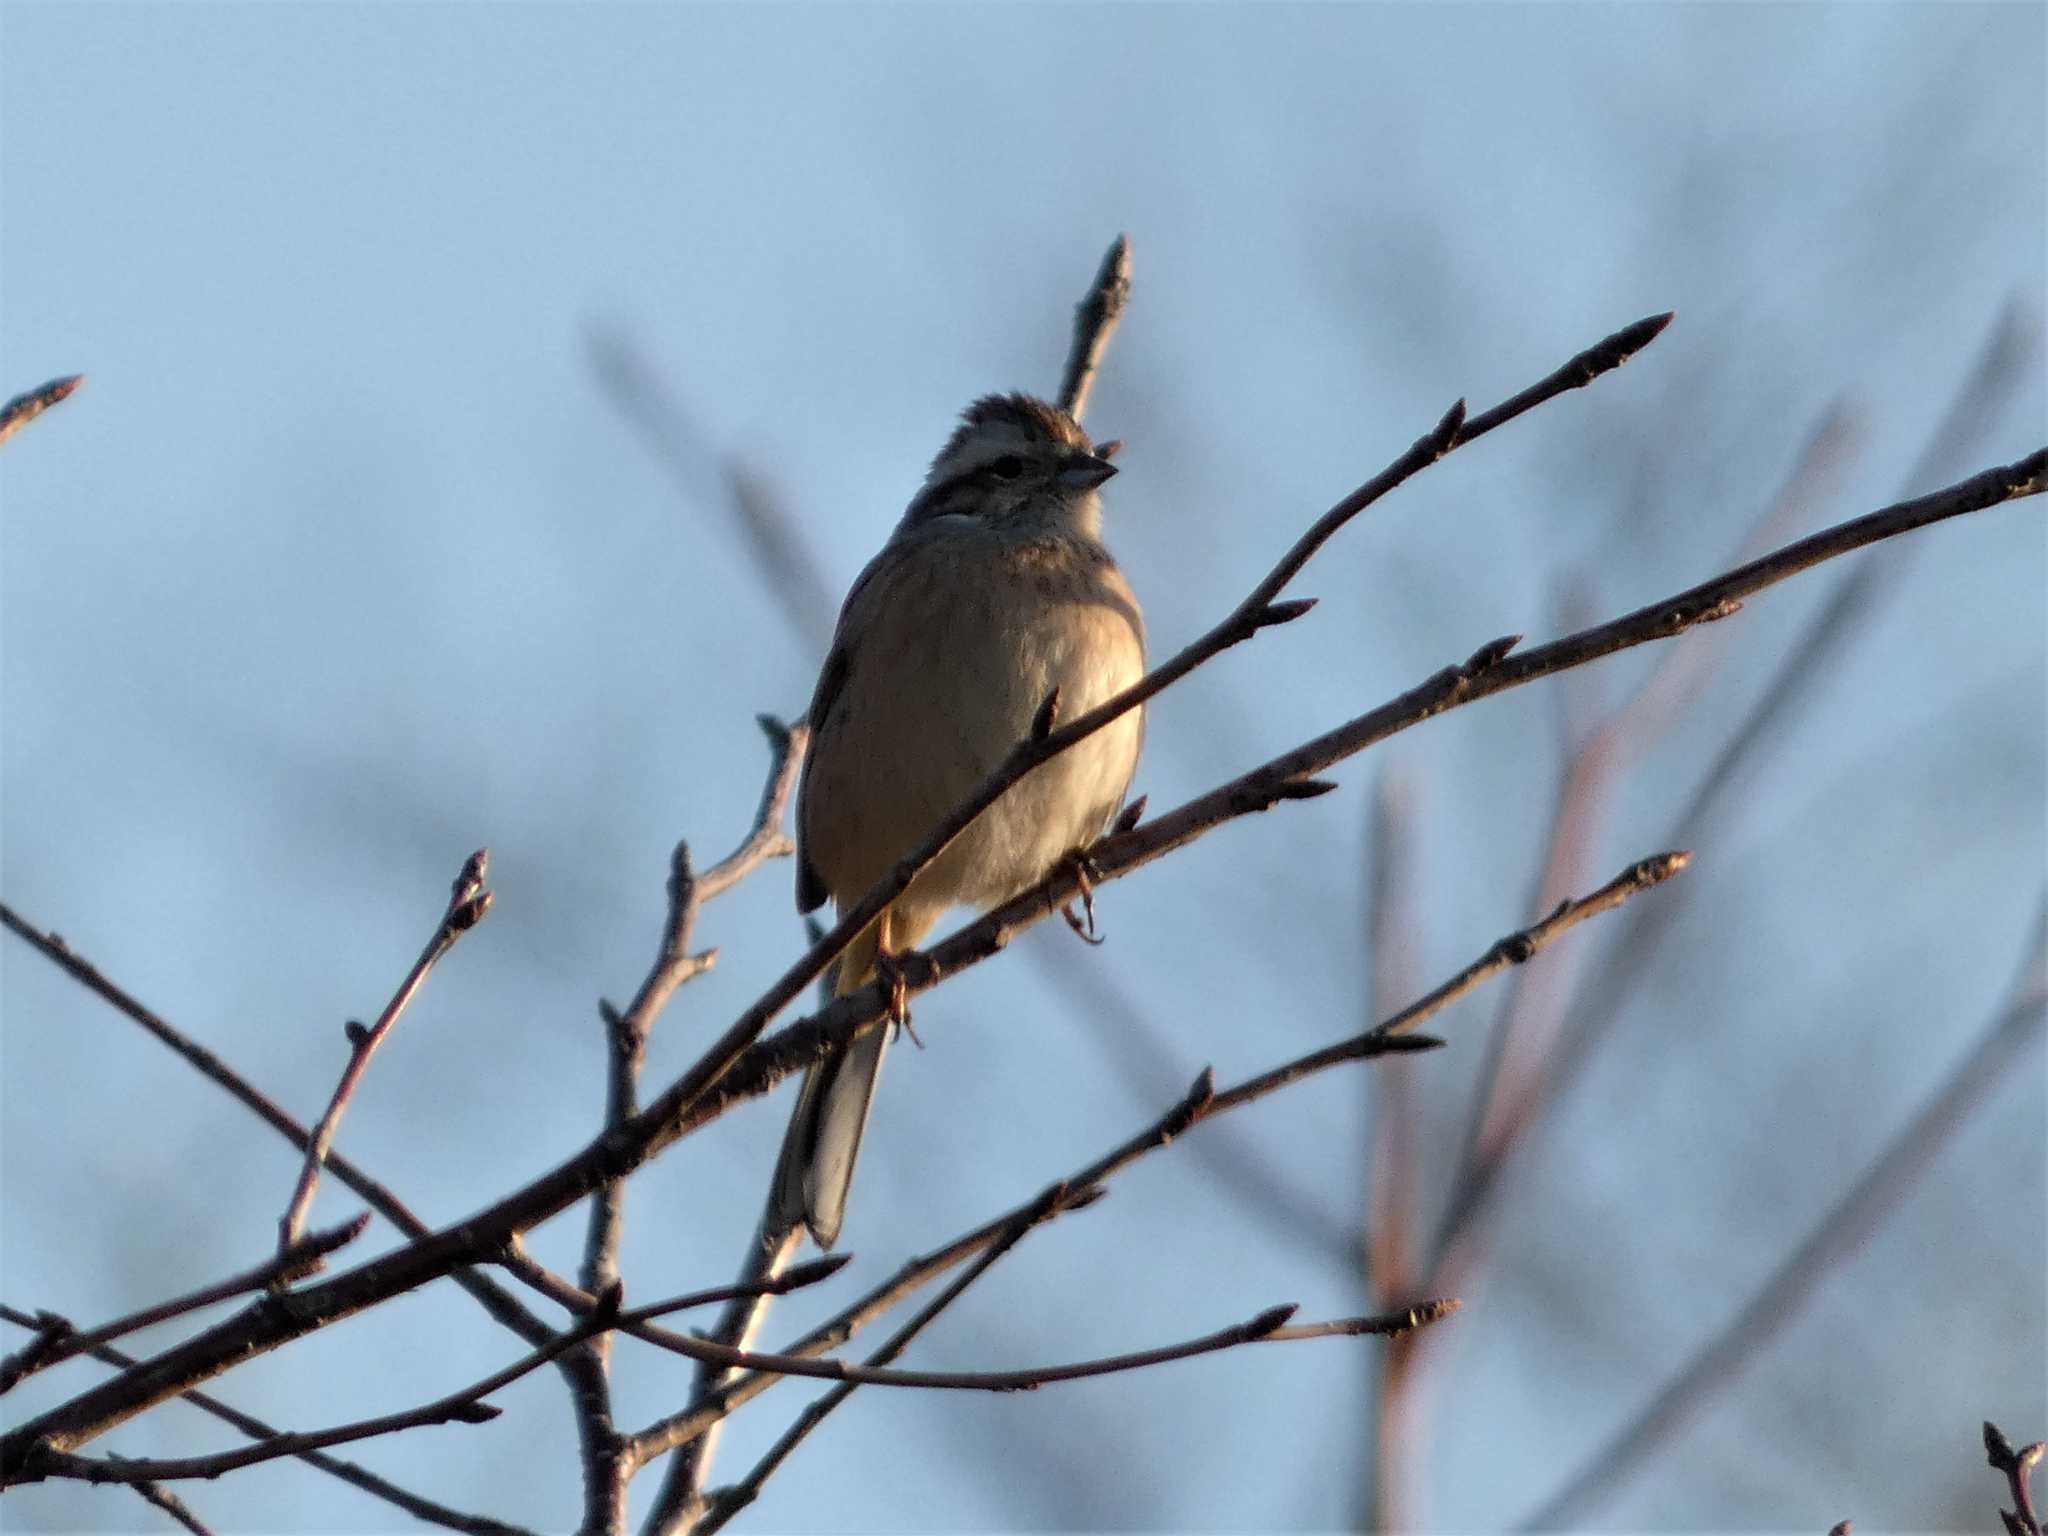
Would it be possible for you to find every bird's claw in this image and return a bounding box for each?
[875,948,922,1047]
[1056,848,1106,945]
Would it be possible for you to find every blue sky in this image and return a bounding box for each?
[3,5,2042,1532]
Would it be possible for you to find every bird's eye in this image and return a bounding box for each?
[990,455,1025,480]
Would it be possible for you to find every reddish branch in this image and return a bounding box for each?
[1518,919,2047,1528]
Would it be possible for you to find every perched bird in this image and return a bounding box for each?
[772,392,1147,1248]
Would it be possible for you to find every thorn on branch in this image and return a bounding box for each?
[1109,796,1147,835]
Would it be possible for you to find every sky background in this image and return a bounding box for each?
[2,4,2043,1533]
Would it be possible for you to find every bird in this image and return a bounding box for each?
[771,391,1147,1250]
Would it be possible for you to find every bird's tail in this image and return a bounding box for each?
[768,919,889,1250]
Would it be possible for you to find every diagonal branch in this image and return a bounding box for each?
[278,850,493,1254]
[131,1481,216,1534]
[8,381,2034,1473]
[634,298,1663,1531]
[1419,305,2041,1312]
[627,310,1675,1207]
[1517,909,2048,1530]
[1,1215,369,1392]
[0,903,570,1353]
[0,374,84,449]
[621,852,1683,1472]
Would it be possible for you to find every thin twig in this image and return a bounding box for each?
[691,1186,1074,1536]
[577,718,801,1533]
[647,239,1143,1536]
[621,852,1681,1473]
[0,1305,536,1534]
[0,902,572,1353]
[12,1291,630,1489]
[277,850,493,1254]
[0,374,83,449]
[1517,912,2048,1529]
[11,381,2035,1472]
[131,1480,217,1534]
[674,446,2040,1147]
[1,1215,369,1392]
[1423,307,2038,1304]
[1057,234,1132,423]
[1985,1421,2045,1536]
[630,311,1676,1203]
[631,1299,1447,1394]
[587,717,803,1296]
[1434,404,1859,1291]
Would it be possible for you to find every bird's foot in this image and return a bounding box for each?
[874,947,922,1047]
[1055,847,1107,946]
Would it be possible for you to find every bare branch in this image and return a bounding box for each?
[0,374,83,449]
[650,311,1675,1193]
[1517,913,2048,1530]
[689,1186,1071,1536]
[10,362,2034,1471]
[0,1305,536,1535]
[623,853,1679,1473]
[1,1215,369,1392]
[0,903,568,1352]
[278,850,493,1254]
[1419,307,2039,1307]
[12,1291,629,1489]
[131,1480,216,1534]
[1057,234,1132,423]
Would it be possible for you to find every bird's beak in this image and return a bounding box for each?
[1057,451,1119,490]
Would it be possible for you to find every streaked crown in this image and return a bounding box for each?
[927,393,1093,482]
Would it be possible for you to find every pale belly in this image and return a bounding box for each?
[801,531,1146,936]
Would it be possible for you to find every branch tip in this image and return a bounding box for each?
[1463,634,1521,673]
[1432,398,1468,449]
[1256,597,1318,629]
[1249,1304,1299,1337]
